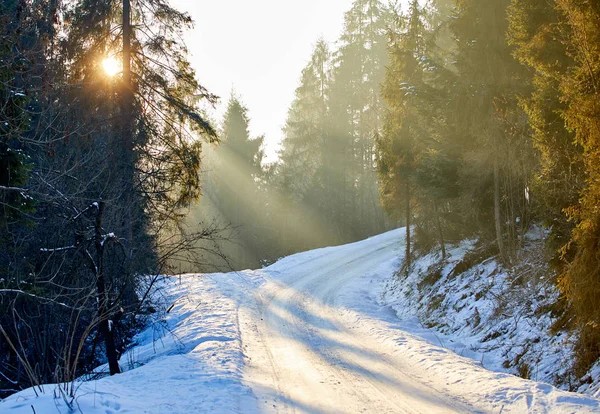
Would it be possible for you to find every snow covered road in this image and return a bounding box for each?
[243,230,600,413]
[3,229,600,413]
[243,231,472,413]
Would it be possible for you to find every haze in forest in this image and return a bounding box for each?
[3,0,600,406]
[172,0,389,162]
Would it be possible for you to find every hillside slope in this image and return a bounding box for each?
[380,229,600,397]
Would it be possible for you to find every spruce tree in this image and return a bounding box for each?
[378,0,426,268]
[448,0,532,262]
[207,95,265,269]
[510,0,600,376]
[508,0,581,264]
[0,0,34,228]
[279,39,329,204]
[0,0,219,388]
[328,0,390,241]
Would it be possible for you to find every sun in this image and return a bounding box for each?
[102,57,121,77]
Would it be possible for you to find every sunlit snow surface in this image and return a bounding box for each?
[2,229,599,413]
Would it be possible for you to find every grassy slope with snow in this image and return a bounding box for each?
[379,227,600,397]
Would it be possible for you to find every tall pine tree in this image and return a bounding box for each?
[378,0,426,268]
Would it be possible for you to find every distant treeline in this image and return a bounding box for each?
[192,0,600,385]
[189,0,395,270]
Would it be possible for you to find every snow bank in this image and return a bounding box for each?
[373,229,597,396]
[0,272,265,413]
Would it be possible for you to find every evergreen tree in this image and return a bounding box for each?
[508,0,582,265]
[509,0,600,376]
[0,0,219,392]
[0,0,34,229]
[279,39,329,204]
[56,0,219,375]
[378,0,426,268]
[555,0,600,376]
[448,0,533,262]
[276,40,333,251]
[207,95,265,269]
[328,0,390,241]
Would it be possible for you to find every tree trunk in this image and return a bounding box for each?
[405,180,411,271]
[94,202,121,375]
[122,0,134,256]
[494,154,507,264]
[434,202,446,259]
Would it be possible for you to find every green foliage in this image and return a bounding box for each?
[279,39,329,203]
[193,94,267,269]
[63,0,217,223]
[378,0,424,217]
[0,1,35,226]
[0,0,218,396]
[325,0,391,240]
[273,0,392,254]
[221,97,264,175]
[509,0,600,376]
[558,0,600,369]
[379,0,600,382]
[508,0,582,265]
[378,0,536,262]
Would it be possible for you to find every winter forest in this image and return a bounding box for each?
[2,0,600,411]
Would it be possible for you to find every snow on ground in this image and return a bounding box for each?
[0,272,264,413]
[377,228,592,395]
[2,228,600,413]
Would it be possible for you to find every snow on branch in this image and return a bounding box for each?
[71,201,100,221]
[101,233,117,246]
[40,245,75,253]
[0,186,27,192]
[0,289,79,310]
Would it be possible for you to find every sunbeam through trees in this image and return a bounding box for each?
[2,0,600,408]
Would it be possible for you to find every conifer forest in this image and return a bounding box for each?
[2,0,600,410]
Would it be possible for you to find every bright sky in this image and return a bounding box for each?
[172,0,356,163]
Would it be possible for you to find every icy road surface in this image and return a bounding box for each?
[243,231,472,413]
[2,229,600,413]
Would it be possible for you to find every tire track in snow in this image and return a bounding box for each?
[243,234,474,413]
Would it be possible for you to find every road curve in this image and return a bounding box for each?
[240,231,475,413]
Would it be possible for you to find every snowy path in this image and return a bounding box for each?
[241,230,600,413]
[2,229,600,413]
[243,232,471,413]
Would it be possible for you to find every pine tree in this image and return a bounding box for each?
[55,0,219,375]
[510,0,600,376]
[378,0,426,268]
[448,0,532,262]
[0,0,34,229]
[0,0,219,388]
[279,39,329,204]
[555,0,600,376]
[508,0,582,264]
[63,0,217,220]
[328,0,390,241]
[271,40,348,254]
[207,95,265,269]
